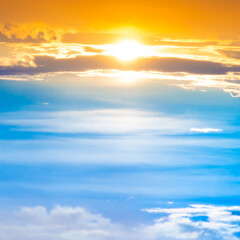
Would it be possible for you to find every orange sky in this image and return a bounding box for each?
[0,0,240,39]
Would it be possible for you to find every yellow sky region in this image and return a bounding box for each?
[1,0,240,39]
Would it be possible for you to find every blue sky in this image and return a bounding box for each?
[1,71,240,239]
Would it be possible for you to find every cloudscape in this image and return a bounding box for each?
[1,1,240,240]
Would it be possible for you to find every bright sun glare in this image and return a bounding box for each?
[107,40,148,61]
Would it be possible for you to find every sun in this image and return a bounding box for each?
[107,40,148,61]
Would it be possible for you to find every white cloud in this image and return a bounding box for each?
[142,204,240,240]
[0,205,123,240]
[1,204,240,240]
[190,128,223,133]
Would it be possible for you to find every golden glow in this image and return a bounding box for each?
[106,40,148,61]
[117,71,139,83]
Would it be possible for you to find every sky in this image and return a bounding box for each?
[1,1,240,240]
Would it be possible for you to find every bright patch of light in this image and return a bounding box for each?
[106,40,148,61]
[117,71,140,83]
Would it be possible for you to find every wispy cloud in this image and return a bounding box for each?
[0,23,59,43]
[0,109,220,135]
[0,109,234,166]
[190,128,223,133]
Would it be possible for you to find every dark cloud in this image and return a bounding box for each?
[131,57,234,74]
[3,23,18,31]
[0,23,58,43]
[0,31,51,43]
[219,50,240,60]
[0,55,240,76]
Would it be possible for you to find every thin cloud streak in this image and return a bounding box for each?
[0,109,222,135]
[190,128,223,133]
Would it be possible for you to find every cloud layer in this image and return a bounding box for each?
[142,204,240,240]
[1,55,240,76]
[1,204,240,240]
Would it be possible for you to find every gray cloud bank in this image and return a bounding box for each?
[1,55,240,76]
[219,50,240,60]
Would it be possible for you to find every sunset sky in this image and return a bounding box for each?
[1,1,240,240]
